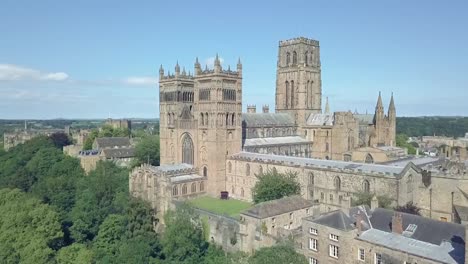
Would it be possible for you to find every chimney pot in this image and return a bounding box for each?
[392,212,403,234]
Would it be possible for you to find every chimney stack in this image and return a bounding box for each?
[356,211,363,235]
[392,212,403,234]
[371,195,379,210]
[262,105,269,113]
[247,105,256,113]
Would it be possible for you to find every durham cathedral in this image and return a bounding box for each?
[130,37,468,228]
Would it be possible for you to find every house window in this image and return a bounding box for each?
[375,253,382,264]
[329,234,339,241]
[309,257,318,264]
[309,238,317,251]
[329,194,334,202]
[310,228,318,235]
[329,245,339,258]
[358,248,365,261]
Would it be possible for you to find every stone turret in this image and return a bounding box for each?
[325,97,330,114]
[247,105,256,113]
[194,57,202,76]
[159,65,164,79]
[214,54,221,73]
[262,105,269,113]
[237,57,242,76]
[175,61,180,77]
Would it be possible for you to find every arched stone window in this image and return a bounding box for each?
[363,180,370,193]
[241,188,245,197]
[205,112,209,126]
[344,154,352,162]
[203,167,208,177]
[200,113,204,125]
[293,51,297,65]
[228,162,232,173]
[308,172,314,185]
[259,165,263,175]
[365,154,374,164]
[305,51,309,65]
[182,184,187,195]
[199,182,204,192]
[172,185,178,196]
[191,183,196,193]
[246,163,250,176]
[182,134,194,165]
[334,176,341,191]
[290,80,295,108]
[232,186,235,195]
[285,81,290,108]
[286,52,290,65]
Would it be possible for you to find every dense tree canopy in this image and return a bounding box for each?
[249,244,307,264]
[394,201,421,215]
[134,135,160,167]
[0,189,63,264]
[396,134,417,155]
[252,169,301,204]
[397,117,468,138]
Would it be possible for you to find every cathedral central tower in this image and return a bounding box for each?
[275,37,322,126]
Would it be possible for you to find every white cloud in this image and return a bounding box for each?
[0,64,69,81]
[205,56,225,68]
[123,76,158,86]
[42,72,69,81]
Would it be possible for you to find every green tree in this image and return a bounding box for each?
[93,214,127,261]
[352,192,392,209]
[56,244,94,264]
[252,169,301,203]
[249,244,307,264]
[0,189,63,264]
[134,135,160,166]
[396,134,416,155]
[394,201,421,215]
[49,132,72,149]
[162,204,208,263]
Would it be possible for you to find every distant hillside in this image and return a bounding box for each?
[397,117,468,138]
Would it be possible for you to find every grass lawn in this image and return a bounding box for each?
[189,196,252,218]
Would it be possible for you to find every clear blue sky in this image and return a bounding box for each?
[1,0,467,119]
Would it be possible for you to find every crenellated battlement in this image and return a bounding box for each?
[279,37,319,47]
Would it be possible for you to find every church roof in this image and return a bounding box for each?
[241,196,316,219]
[354,114,374,125]
[242,113,294,127]
[306,113,334,126]
[230,152,405,175]
[243,136,311,147]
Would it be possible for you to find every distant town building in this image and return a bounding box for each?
[104,118,131,131]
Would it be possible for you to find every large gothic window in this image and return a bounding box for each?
[191,183,196,193]
[182,184,187,195]
[293,51,297,64]
[308,172,314,186]
[286,52,291,65]
[305,51,309,65]
[172,185,178,196]
[182,134,194,165]
[203,167,208,177]
[334,177,341,191]
[365,154,374,164]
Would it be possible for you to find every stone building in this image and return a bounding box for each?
[78,137,135,172]
[302,206,466,264]
[104,118,132,131]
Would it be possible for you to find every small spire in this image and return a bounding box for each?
[325,97,330,114]
[195,57,199,64]
[237,57,242,65]
[214,53,221,66]
[228,65,231,71]
[182,67,186,75]
[376,91,383,110]
[175,60,180,74]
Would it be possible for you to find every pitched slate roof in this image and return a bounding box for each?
[306,113,334,126]
[354,114,374,125]
[241,196,315,219]
[359,229,464,264]
[230,152,405,175]
[307,210,356,231]
[369,208,465,246]
[242,113,295,127]
[95,137,131,149]
[102,147,135,158]
[243,136,311,147]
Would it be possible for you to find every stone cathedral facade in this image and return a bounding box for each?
[132,37,468,225]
